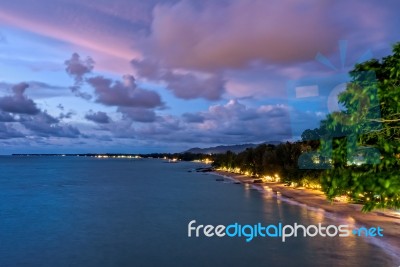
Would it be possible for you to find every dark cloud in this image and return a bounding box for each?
[0,81,84,141]
[163,71,225,100]
[20,111,81,138]
[0,83,40,115]
[0,123,24,139]
[118,107,156,122]
[59,111,75,119]
[132,59,225,100]
[132,100,292,144]
[85,110,111,124]
[0,81,64,91]
[182,112,204,123]
[136,115,181,136]
[105,119,136,139]
[63,54,165,110]
[89,99,295,145]
[65,53,95,99]
[27,81,66,90]
[0,112,16,122]
[27,81,71,99]
[131,58,161,79]
[70,85,92,100]
[0,81,70,99]
[87,74,164,108]
[82,134,114,145]
[94,135,113,142]
[65,53,95,83]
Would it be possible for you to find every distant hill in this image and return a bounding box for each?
[184,141,281,154]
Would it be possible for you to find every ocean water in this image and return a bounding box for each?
[0,156,395,267]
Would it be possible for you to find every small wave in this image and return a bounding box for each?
[210,171,400,264]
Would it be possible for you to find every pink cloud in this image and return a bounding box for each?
[140,0,340,70]
[0,5,140,73]
[139,0,392,71]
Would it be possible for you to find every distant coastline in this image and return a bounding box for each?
[11,153,144,157]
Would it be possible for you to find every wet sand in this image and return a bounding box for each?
[214,170,400,260]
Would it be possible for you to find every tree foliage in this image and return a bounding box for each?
[212,142,323,186]
[211,43,400,212]
[319,43,400,211]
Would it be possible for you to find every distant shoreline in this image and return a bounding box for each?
[10,153,144,157]
[212,170,400,263]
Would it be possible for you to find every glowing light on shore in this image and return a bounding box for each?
[200,158,213,164]
[334,195,349,203]
[263,174,281,183]
[263,185,273,192]
[312,155,320,164]
[96,155,109,158]
[301,179,322,190]
[391,210,400,218]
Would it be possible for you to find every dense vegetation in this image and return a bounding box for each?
[211,142,323,188]
[212,43,400,212]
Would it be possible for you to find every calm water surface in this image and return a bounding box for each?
[0,157,396,267]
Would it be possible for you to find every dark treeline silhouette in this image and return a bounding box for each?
[211,141,323,188]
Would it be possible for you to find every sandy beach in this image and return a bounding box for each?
[214,170,400,260]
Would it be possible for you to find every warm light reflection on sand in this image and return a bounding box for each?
[243,183,250,198]
[314,208,325,221]
[276,191,282,205]
[261,186,274,200]
[275,191,284,221]
[346,216,356,229]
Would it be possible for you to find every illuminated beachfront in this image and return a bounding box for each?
[1,0,399,266]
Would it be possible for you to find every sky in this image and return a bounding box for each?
[0,0,400,154]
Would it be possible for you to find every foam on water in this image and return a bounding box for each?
[211,171,400,264]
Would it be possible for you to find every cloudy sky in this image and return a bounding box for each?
[0,0,399,154]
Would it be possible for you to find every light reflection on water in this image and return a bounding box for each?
[0,157,396,267]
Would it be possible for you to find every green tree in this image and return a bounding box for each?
[321,43,400,211]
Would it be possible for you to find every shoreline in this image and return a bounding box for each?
[213,170,400,262]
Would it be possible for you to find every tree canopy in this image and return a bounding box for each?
[316,43,400,211]
[214,43,400,212]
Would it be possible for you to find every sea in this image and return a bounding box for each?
[0,156,396,267]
